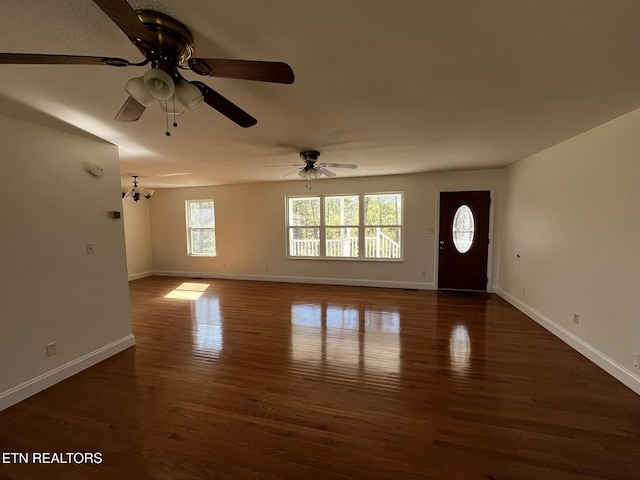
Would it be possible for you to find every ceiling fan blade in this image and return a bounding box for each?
[263,164,302,168]
[189,58,294,84]
[0,53,133,66]
[115,96,146,122]
[92,0,159,51]
[191,81,257,128]
[321,162,358,169]
[319,168,336,177]
[283,168,301,178]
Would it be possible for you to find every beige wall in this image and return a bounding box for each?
[498,107,640,392]
[147,169,503,290]
[122,198,153,280]
[0,114,134,410]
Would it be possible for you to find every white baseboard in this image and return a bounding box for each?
[497,288,640,395]
[152,270,436,290]
[0,334,136,412]
[128,271,154,281]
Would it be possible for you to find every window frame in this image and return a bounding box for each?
[186,199,217,257]
[286,192,403,261]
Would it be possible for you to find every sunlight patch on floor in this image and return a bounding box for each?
[164,282,210,300]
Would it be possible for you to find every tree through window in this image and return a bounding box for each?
[186,200,216,256]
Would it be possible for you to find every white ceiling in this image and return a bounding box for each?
[1,0,639,188]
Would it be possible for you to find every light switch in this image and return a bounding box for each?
[86,242,96,255]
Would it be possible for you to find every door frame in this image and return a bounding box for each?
[435,188,495,292]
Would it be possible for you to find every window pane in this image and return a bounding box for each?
[289,228,320,256]
[191,229,216,255]
[364,194,402,226]
[326,227,359,257]
[365,227,401,258]
[189,201,215,228]
[325,196,359,226]
[288,197,320,226]
[452,205,475,253]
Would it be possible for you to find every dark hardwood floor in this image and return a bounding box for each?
[1,276,639,479]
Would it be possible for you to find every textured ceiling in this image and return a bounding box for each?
[1,0,639,188]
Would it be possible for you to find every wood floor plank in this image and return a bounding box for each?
[1,276,639,479]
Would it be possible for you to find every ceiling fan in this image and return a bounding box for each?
[267,150,358,181]
[0,0,294,128]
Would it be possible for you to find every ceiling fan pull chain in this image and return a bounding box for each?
[172,95,178,128]
[164,103,171,136]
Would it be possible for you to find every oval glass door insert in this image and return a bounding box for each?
[452,205,475,253]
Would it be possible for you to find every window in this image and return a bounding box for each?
[288,197,320,257]
[287,193,402,260]
[364,193,402,259]
[186,200,216,256]
[325,195,359,257]
[452,204,474,254]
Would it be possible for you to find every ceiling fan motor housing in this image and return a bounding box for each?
[135,10,195,67]
[300,150,320,163]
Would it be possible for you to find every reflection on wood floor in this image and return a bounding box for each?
[1,276,639,479]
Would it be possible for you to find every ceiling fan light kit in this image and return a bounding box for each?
[125,76,155,107]
[141,68,175,101]
[0,1,294,132]
[175,79,205,110]
[298,168,321,180]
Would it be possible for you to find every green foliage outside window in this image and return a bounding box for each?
[187,200,216,256]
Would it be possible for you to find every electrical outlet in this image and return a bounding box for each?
[521,286,526,296]
[85,242,96,255]
[46,342,57,357]
[633,352,640,369]
[340,267,346,274]
[573,313,580,324]
[420,270,426,277]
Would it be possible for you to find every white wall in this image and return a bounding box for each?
[122,198,153,280]
[148,169,503,290]
[498,108,640,393]
[0,114,134,410]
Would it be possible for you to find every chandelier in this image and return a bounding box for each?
[122,176,154,203]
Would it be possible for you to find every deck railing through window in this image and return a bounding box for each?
[290,229,400,258]
[290,238,319,256]
[365,229,400,258]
